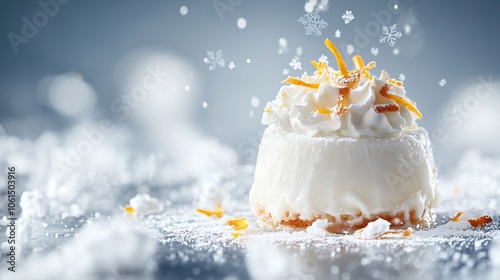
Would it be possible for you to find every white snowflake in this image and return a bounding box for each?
[297,9,328,36]
[203,50,225,71]
[379,24,402,47]
[342,10,354,24]
[335,29,341,38]
[318,55,328,64]
[228,61,235,70]
[371,47,379,56]
[283,69,289,75]
[399,73,405,81]
[439,79,447,87]
[289,59,302,70]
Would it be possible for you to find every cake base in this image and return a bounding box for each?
[255,206,435,233]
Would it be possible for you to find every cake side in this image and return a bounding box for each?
[249,127,438,232]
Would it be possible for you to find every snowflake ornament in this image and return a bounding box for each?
[439,79,447,87]
[371,47,379,56]
[228,61,235,70]
[399,73,405,81]
[298,9,328,36]
[283,69,289,75]
[204,50,225,71]
[342,11,354,24]
[379,24,402,47]
[289,59,302,70]
[335,29,341,38]
[318,55,328,64]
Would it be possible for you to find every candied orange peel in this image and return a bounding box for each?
[228,218,248,230]
[278,38,422,120]
[124,205,136,215]
[450,211,463,222]
[282,76,320,89]
[379,84,422,119]
[325,38,348,76]
[373,104,400,113]
[468,215,493,227]
[196,204,224,218]
[316,107,332,114]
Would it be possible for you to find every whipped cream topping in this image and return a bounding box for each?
[263,43,421,138]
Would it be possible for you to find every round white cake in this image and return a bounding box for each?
[250,127,438,232]
[249,39,439,233]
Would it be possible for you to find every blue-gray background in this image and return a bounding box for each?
[1,0,500,171]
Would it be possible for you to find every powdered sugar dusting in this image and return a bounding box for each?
[354,218,391,239]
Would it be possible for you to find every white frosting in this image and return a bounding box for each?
[249,128,439,225]
[262,69,418,138]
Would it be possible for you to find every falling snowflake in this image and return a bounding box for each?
[297,9,328,36]
[342,10,354,24]
[228,61,235,70]
[283,69,289,75]
[203,50,225,71]
[335,29,341,38]
[399,73,405,81]
[318,55,328,64]
[289,59,302,70]
[379,24,402,47]
[439,79,447,87]
[371,47,379,56]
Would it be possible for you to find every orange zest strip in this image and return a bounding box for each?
[379,84,422,119]
[402,228,413,238]
[316,107,332,114]
[468,215,493,227]
[450,211,463,222]
[231,232,242,238]
[124,205,136,215]
[388,78,403,87]
[196,204,224,218]
[311,60,320,69]
[352,55,365,70]
[335,87,350,116]
[282,76,320,89]
[228,218,248,230]
[324,39,348,76]
[373,104,400,113]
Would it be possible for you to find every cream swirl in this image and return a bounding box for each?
[262,48,421,138]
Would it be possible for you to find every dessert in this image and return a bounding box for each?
[249,39,439,233]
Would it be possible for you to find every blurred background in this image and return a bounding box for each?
[1,0,500,171]
[2,1,500,279]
